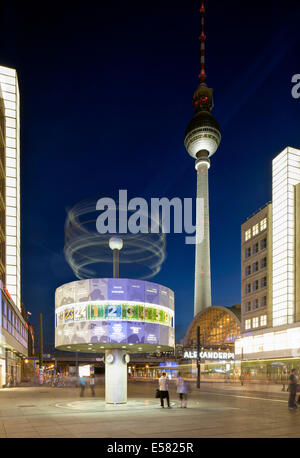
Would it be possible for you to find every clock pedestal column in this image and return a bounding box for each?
[105,349,128,404]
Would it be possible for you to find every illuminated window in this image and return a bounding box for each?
[252,317,259,328]
[252,224,259,236]
[260,257,267,269]
[260,315,267,326]
[260,238,267,250]
[245,266,251,276]
[252,261,259,272]
[260,218,267,231]
[245,319,251,330]
[253,243,259,254]
[245,229,251,241]
[186,307,241,348]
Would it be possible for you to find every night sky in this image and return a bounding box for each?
[0,0,299,352]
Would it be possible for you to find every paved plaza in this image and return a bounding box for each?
[0,380,298,438]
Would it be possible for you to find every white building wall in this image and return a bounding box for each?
[0,66,21,310]
[272,147,300,327]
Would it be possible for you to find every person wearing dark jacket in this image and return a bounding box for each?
[288,369,298,410]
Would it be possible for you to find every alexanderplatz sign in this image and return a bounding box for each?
[184,350,235,360]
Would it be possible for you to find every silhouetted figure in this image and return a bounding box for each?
[80,376,86,397]
[89,374,95,397]
[288,369,298,410]
[177,372,188,408]
[158,372,170,408]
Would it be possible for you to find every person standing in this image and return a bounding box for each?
[79,375,86,397]
[89,374,95,397]
[158,372,171,408]
[176,372,188,408]
[288,368,298,410]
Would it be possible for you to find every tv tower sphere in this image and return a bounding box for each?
[184,97,221,160]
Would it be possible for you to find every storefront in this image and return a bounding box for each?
[239,358,296,383]
[0,287,28,386]
[235,323,300,383]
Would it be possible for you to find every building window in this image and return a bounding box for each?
[245,302,251,312]
[252,317,259,328]
[260,315,267,326]
[246,284,251,294]
[245,229,251,241]
[245,265,251,276]
[260,257,267,269]
[260,238,267,250]
[245,319,251,330]
[260,218,267,231]
[261,296,267,307]
[253,299,259,310]
[261,276,267,288]
[253,243,259,254]
[245,247,251,259]
[252,261,259,273]
[253,280,259,291]
[252,224,259,236]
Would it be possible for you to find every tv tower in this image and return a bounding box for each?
[184,1,221,317]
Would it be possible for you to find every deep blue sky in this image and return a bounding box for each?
[1,0,299,351]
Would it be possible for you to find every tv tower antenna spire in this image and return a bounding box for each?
[199,1,206,83]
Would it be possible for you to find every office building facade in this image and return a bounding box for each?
[0,65,27,387]
[241,203,272,333]
[0,66,21,310]
[235,147,300,381]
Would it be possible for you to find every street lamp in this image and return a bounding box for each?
[197,326,201,389]
[109,236,123,278]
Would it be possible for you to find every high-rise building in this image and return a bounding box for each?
[0,66,21,310]
[0,65,26,388]
[272,147,300,327]
[0,91,6,285]
[184,1,221,317]
[235,147,300,375]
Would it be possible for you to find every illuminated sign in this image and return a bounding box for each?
[79,365,91,377]
[184,350,235,360]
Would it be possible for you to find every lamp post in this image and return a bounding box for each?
[109,237,123,278]
[240,347,244,386]
[39,313,43,384]
[197,326,201,389]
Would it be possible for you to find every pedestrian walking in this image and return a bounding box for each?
[89,374,95,397]
[158,372,171,408]
[79,375,86,397]
[288,369,298,410]
[176,372,188,408]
